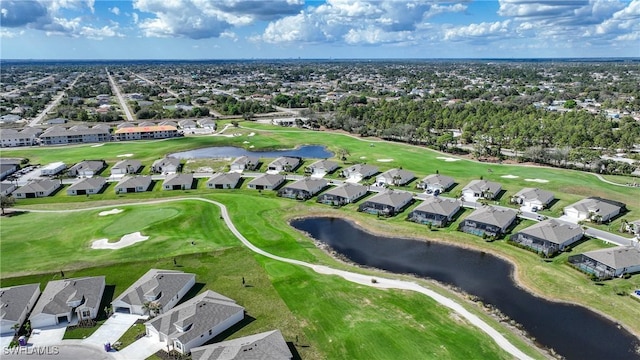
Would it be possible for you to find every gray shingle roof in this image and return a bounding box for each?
[412,197,460,217]
[306,160,338,172]
[420,174,455,189]
[564,197,625,218]
[112,269,195,309]
[68,160,105,174]
[463,180,502,195]
[516,219,583,245]
[0,284,40,322]
[190,330,292,360]
[30,277,105,318]
[112,160,142,172]
[465,206,517,228]
[365,190,413,208]
[231,156,259,168]
[281,178,327,192]
[320,183,367,199]
[514,188,554,205]
[163,173,194,187]
[342,164,378,177]
[67,177,106,192]
[268,157,300,169]
[581,246,640,270]
[378,168,415,184]
[207,172,241,186]
[15,179,59,195]
[116,176,152,190]
[153,157,181,169]
[248,174,284,187]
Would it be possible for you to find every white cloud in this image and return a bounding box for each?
[443,20,512,41]
[132,12,139,24]
[110,6,120,16]
[0,28,23,38]
[80,25,124,40]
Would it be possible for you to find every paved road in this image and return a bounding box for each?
[584,227,636,247]
[27,73,84,127]
[128,72,179,98]
[2,75,54,97]
[106,68,134,122]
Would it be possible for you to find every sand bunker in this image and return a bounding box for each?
[436,157,461,162]
[91,232,149,250]
[360,156,367,159]
[248,132,255,137]
[249,145,255,148]
[377,159,394,162]
[525,178,549,183]
[117,153,133,157]
[98,208,123,216]
[243,141,250,144]
[501,175,519,179]
[91,144,104,147]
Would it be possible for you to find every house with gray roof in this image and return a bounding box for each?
[67,177,107,196]
[408,196,461,227]
[0,182,16,196]
[163,173,194,190]
[14,179,61,199]
[510,219,584,256]
[190,329,292,360]
[178,119,197,129]
[207,172,241,189]
[569,246,640,279]
[278,178,328,200]
[115,176,153,193]
[111,159,142,176]
[358,190,414,217]
[230,156,259,172]
[152,157,182,174]
[459,206,517,238]
[247,174,285,191]
[145,290,244,355]
[416,174,455,193]
[563,197,626,223]
[68,160,107,178]
[111,269,195,316]
[29,276,105,328]
[305,160,338,177]
[0,129,37,147]
[197,118,216,130]
[375,168,415,187]
[512,188,555,211]
[0,162,19,180]
[317,183,368,207]
[0,284,41,335]
[341,164,378,182]
[461,180,502,202]
[267,157,301,173]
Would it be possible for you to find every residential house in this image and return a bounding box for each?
[563,197,626,223]
[29,276,105,328]
[111,269,195,316]
[416,174,455,194]
[304,160,338,177]
[159,121,178,128]
[510,219,584,256]
[67,160,107,178]
[113,125,179,141]
[317,183,368,206]
[230,156,259,172]
[67,177,107,196]
[569,246,640,279]
[178,119,197,130]
[461,180,502,202]
[512,188,555,211]
[163,173,194,190]
[0,163,19,180]
[408,197,461,227]
[278,178,328,200]
[145,290,245,355]
[152,157,181,174]
[111,160,142,176]
[375,168,415,187]
[341,164,378,183]
[40,162,67,176]
[0,182,16,196]
[267,157,301,173]
[14,179,61,199]
[247,174,285,191]
[459,206,517,238]
[626,219,640,236]
[358,190,414,217]
[197,118,216,130]
[206,172,241,189]
[0,284,41,335]
[115,176,153,193]
[190,330,292,360]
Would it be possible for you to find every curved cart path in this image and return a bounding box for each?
[10,198,534,360]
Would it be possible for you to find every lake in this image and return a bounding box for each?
[169,145,333,159]
[291,217,640,360]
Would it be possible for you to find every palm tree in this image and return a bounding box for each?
[11,323,20,336]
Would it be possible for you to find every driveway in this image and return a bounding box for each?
[82,314,142,347]
[1,334,14,349]
[3,343,113,360]
[27,325,66,346]
[112,332,165,360]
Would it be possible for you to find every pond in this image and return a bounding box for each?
[291,217,640,360]
[169,145,333,159]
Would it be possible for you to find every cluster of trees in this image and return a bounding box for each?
[135,105,210,120]
[271,93,320,108]
[211,94,273,115]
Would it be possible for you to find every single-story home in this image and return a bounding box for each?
[67,160,107,177]
[145,290,245,355]
[408,196,461,227]
[510,219,584,256]
[66,177,107,196]
[247,174,285,191]
[230,156,259,172]
[0,182,16,196]
[563,197,626,223]
[317,183,368,207]
[29,276,105,328]
[304,160,339,177]
[115,176,153,193]
[178,119,197,129]
[341,164,378,182]
[278,178,328,200]
[197,118,216,130]
[206,172,241,189]
[267,157,301,173]
[163,173,194,190]
[0,283,41,335]
[39,162,67,176]
[111,269,195,316]
[459,206,517,238]
[461,180,502,202]
[416,174,455,194]
[569,246,640,279]
[375,168,415,187]
[152,157,182,174]
[0,163,19,180]
[512,188,554,211]
[190,329,292,360]
[358,190,414,217]
[14,179,61,199]
[111,159,142,176]
[625,219,640,236]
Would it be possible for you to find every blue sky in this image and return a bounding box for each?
[1,0,639,59]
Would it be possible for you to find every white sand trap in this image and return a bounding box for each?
[436,156,461,162]
[501,175,519,179]
[360,156,367,159]
[91,232,149,250]
[98,208,123,216]
[248,132,255,137]
[117,153,133,157]
[377,158,394,162]
[243,141,250,144]
[524,178,549,183]
[91,144,104,147]
[249,145,255,148]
